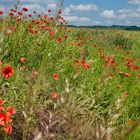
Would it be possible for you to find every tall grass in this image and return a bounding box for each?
[0,2,140,140]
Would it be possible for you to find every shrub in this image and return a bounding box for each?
[113,34,133,50]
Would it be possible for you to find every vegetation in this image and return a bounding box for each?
[70,25,140,31]
[0,5,140,140]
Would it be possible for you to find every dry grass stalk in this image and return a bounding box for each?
[22,75,36,140]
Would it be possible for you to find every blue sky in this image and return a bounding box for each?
[0,0,140,26]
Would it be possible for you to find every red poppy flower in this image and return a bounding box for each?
[0,99,5,110]
[53,73,59,80]
[7,106,16,115]
[113,63,117,70]
[48,9,51,13]
[0,112,12,126]
[0,60,3,66]
[0,113,6,126]
[46,27,51,31]
[16,16,22,21]
[110,73,115,77]
[28,25,33,29]
[0,98,15,135]
[6,112,12,123]
[64,35,69,39]
[13,9,17,13]
[57,36,62,42]
[74,59,79,63]
[22,7,28,12]
[83,64,90,70]
[81,60,86,65]
[124,91,129,97]
[81,60,90,70]
[40,25,45,29]
[22,66,27,71]
[135,65,139,69]
[33,70,39,77]
[125,73,130,77]
[50,17,54,21]
[9,12,14,17]
[94,44,97,48]
[18,12,23,15]
[51,92,59,100]
[44,15,47,19]
[0,99,5,106]
[130,66,135,71]
[119,71,123,75]
[0,106,5,111]
[2,66,13,78]
[20,57,26,63]
[100,56,105,59]
[28,14,32,17]
[4,124,12,134]
[0,10,3,15]
[126,59,133,67]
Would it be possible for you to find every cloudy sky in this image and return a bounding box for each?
[0,0,140,26]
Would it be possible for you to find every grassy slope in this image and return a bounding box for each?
[0,17,140,139]
[127,32,140,140]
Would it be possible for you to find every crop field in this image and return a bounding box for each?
[0,6,140,140]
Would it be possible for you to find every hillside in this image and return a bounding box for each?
[0,8,140,140]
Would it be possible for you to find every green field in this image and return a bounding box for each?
[0,9,140,140]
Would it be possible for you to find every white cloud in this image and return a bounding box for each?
[80,17,90,22]
[125,20,140,26]
[136,8,140,11]
[62,4,96,25]
[63,16,90,23]
[47,4,57,9]
[119,14,127,18]
[128,0,140,5]
[92,21,101,25]
[118,9,132,14]
[20,3,57,14]
[0,0,55,4]
[118,8,140,18]
[21,0,55,4]
[63,16,79,22]
[111,7,140,26]
[63,7,71,16]
[69,4,98,11]
[63,3,98,16]
[101,10,116,18]
[107,21,112,24]
[0,0,57,13]
[126,20,131,24]
[20,4,45,13]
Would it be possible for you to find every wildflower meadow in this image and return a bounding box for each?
[0,1,140,140]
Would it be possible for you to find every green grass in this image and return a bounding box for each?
[128,125,140,140]
[0,13,140,140]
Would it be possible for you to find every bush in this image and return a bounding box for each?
[113,34,133,50]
